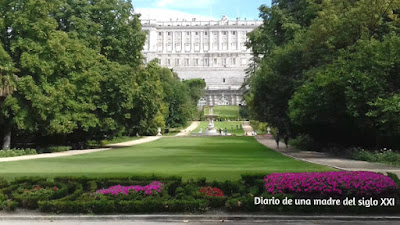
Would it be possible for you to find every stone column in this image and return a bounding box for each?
[218,30,222,51]
[163,31,167,53]
[209,30,212,51]
[200,31,203,53]
[181,32,184,52]
[236,30,240,51]
[236,95,241,105]
[190,31,194,53]
[172,31,175,53]
[227,30,231,51]
[231,95,235,105]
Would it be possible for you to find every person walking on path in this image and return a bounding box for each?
[225,127,228,136]
[275,133,280,148]
[283,134,289,148]
[219,128,222,135]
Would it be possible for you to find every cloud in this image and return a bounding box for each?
[135,8,217,21]
[155,0,215,9]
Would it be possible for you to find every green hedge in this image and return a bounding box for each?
[0,174,398,214]
[0,148,37,158]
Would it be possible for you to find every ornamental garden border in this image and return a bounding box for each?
[0,172,399,214]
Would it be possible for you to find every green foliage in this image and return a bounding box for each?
[350,148,400,166]
[37,146,71,154]
[0,0,196,145]
[0,175,398,214]
[250,121,269,134]
[183,79,206,105]
[248,0,400,149]
[0,148,37,158]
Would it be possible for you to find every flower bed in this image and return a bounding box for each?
[198,186,224,197]
[95,181,164,196]
[0,174,398,214]
[264,171,398,197]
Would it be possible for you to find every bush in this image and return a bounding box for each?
[351,148,400,166]
[2,175,399,214]
[0,200,18,211]
[250,121,269,134]
[0,178,8,189]
[37,146,72,153]
[0,148,37,158]
[289,134,316,151]
[12,183,67,209]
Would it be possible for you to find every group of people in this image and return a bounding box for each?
[218,128,228,135]
[275,133,289,148]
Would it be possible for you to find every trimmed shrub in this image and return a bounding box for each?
[37,146,72,154]
[0,148,37,158]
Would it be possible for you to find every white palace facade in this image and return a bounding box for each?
[141,16,262,106]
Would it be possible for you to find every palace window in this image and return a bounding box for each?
[175,59,180,66]
[223,78,226,83]
[205,32,208,35]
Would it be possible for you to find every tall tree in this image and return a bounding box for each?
[0,43,17,149]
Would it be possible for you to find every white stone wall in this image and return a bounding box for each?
[141,16,262,105]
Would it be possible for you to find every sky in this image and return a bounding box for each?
[132,0,271,21]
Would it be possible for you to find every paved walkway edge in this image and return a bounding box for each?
[0,214,399,221]
[255,137,344,171]
[105,136,161,148]
[255,137,400,176]
[0,137,162,162]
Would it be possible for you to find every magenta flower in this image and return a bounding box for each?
[264,171,397,197]
[95,181,164,196]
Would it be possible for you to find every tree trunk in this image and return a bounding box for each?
[2,129,11,149]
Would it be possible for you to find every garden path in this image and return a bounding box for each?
[242,121,255,136]
[0,136,161,162]
[256,136,400,177]
[175,121,200,136]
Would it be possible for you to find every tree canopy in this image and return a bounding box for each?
[247,0,400,149]
[0,0,204,148]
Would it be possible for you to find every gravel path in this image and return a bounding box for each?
[175,121,200,136]
[105,136,161,148]
[0,136,161,162]
[256,136,400,177]
[242,121,255,136]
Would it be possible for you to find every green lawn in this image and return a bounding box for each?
[204,106,239,119]
[0,137,334,181]
[192,121,245,135]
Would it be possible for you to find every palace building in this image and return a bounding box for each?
[141,16,262,106]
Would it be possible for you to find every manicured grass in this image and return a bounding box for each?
[192,121,245,135]
[204,106,240,119]
[0,137,334,181]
